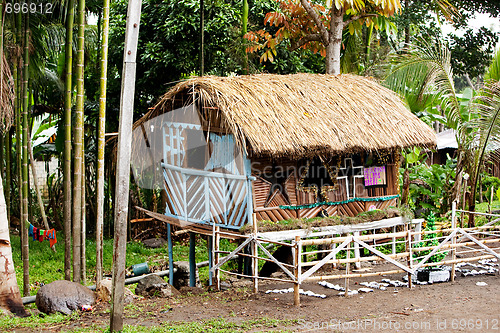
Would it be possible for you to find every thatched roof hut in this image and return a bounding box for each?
[144,73,436,158]
[132,73,437,229]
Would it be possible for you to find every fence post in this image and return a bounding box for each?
[294,235,301,306]
[392,226,397,255]
[345,241,350,297]
[252,214,258,293]
[406,223,413,288]
[353,231,361,269]
[451,201,457,282]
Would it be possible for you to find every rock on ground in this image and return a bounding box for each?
[173,261,202,289]
[135,274,180,297]
[142,238,167,249]
[96,279,136,304]
[36,280,95,315]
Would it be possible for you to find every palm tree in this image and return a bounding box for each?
[384,37,500,226]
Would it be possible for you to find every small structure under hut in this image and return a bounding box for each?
[132,73,436,294]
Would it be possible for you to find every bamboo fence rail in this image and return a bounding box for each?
[209,203,500,306]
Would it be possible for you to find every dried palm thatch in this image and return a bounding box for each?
[0,55,14,132]
[139,73,436,158]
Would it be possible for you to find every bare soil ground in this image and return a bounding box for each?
[17,264,500,333]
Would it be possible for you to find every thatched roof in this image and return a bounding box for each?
[145,73,436,158]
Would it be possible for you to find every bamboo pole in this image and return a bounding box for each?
[95,0,111,291]
[81,154,86,283]
[300,252,410,267]
[252,214,258,293]
[216,250,295,268]
[304,269,407,282]
[110,1,142,330]
[406,224,412,288]
[353,231,361,269]
[411,238,499,252]
[451,201,456,282]
[301,231,408,246]
[5,130,10,223]
[21,13,30,297]
[217,269,294,283]
[344,242,350,298]
[71,0,86,284]
[294,235,300,306]
[63,0,75,282]
[460,178,467,228]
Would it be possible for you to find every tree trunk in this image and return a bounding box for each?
[64,0,75,281]
[21,13,30,297]
[72,0,85,284]
[326,7,344,75]
[110,1,142,330]
[81,153,86,283]
[0,172,27,316]
[241,0,249,74]
[401,168,410,206]
[96,0,110,290]
[5,130,11,223]
[0,1,25,317]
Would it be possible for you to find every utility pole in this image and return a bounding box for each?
[110,0,142,331]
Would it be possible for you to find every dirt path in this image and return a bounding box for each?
[24,269,498,332]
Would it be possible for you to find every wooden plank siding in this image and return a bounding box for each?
[250,156,400,223]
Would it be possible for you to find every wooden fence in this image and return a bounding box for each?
[210,202,500,306]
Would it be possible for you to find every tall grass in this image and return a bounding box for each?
[10,234,238,294]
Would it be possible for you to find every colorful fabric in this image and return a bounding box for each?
[28,224,35,240]
[27,223,57,247]
[44,229,57,247]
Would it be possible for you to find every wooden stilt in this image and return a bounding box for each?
[208,235,213,286]
[189,232,196,287]
[214,226,220,290]
[167,223,174,285]
[294,235,301,307]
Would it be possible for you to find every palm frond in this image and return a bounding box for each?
[465,81,500,205]
[384,37,461,130]
[484,48,500,83]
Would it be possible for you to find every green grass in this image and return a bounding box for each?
[121,317,297,333]
[471,200,500,226]
[11,234,239,294]
[0,310,296,333]
[0,309,81,330]
[475,200,500,213]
